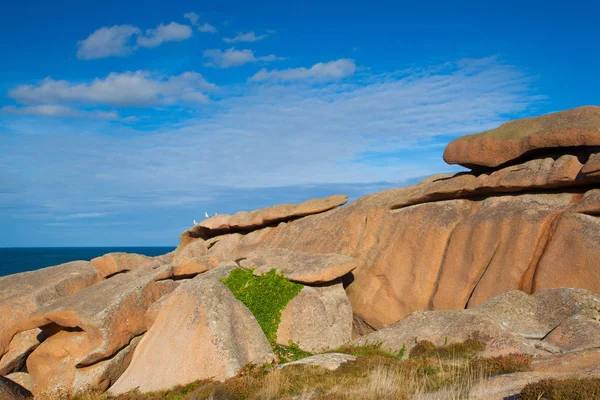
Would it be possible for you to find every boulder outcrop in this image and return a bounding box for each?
[443,105,600,168]
[0,261,101,358]
[109,274,273,394]
[277,283,353,352]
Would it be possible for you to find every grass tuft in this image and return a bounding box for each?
[519,377,600,400]
[409,338,485,360]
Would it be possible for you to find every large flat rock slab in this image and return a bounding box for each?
[109,275,273,394]
[443,106,600,168]
[180,194,348,242]
[239,248,358,284]
[391,153,600,210]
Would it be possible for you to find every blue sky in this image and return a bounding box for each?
[1,0,598,247]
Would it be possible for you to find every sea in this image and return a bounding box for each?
[0,247,175,278]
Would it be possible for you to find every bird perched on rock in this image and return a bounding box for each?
[204,212,209,218]
[193,220,199,225]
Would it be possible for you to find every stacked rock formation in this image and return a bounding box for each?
[1,106,600,398]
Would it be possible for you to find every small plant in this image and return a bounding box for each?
[520,377,600,399]
[409,338,486,360]
[471,353,532,376]
[221,268,303,344]
[274,342,313,363]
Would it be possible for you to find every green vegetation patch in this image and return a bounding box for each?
[221,268,303,344]
[520,377,600,400]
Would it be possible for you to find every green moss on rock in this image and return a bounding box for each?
[221,268,303,344]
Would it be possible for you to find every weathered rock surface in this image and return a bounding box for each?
[0,329,42,376]
[478,288,600,339]
[443,105,600,168]
[277,283,353,352]
[28,266,174,369]
[353,308,539,357]
[354,288,600,358]
[90,252,153,278]
[109,275,273,394]
[4,373,32,393]
[277,353,356,371]
[390,153,600,209]
[0,375,32,400]
[240,248,357,284]
[0,261,101,358]
[27,333,141,396]
[180,194,347,241]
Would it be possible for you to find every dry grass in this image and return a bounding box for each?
[27,345,533,400]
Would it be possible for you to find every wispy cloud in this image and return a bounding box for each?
[250,59,356,82]
[1,105,119,120]
[0,57,545,245]
[203,48,281,68]
[8,71,215,108]
[55,212,109,220]
[77,21,192,60]
[183,12,217,33]
[223,31,271,43]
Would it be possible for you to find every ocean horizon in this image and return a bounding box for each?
[0,247,175,278]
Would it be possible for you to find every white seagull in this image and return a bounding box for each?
[193,220,199,225]
[204,212,210,218]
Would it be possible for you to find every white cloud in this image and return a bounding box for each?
[76,25,140,60]
[251,59,356,82]
[77,21,193,59]
[8,71,215,107]
[202,48,282,68]
[223,31,270,43]
[203,48,255,68]
[184,12,217,33]
[136,22,192,48]
[1,105,118,120]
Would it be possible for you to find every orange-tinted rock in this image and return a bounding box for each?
[0,329,42,375]
[390,154,594,209]
[28,266,175,369]
[443,106,600,168]
[109,276,273,394]
[27,331,141,396]
[580,153,600,177]
[180,194,348,242]
[0,375,32,400]
[277,283,352,352]
[0,261,101,358]
[430,193,576,310]
[240,248,358,284]
[90,252,153,278]
[534,210,600,293]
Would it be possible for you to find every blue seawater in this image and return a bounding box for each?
[0,247,175,278]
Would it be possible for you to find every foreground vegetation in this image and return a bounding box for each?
[32,341,538,400]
